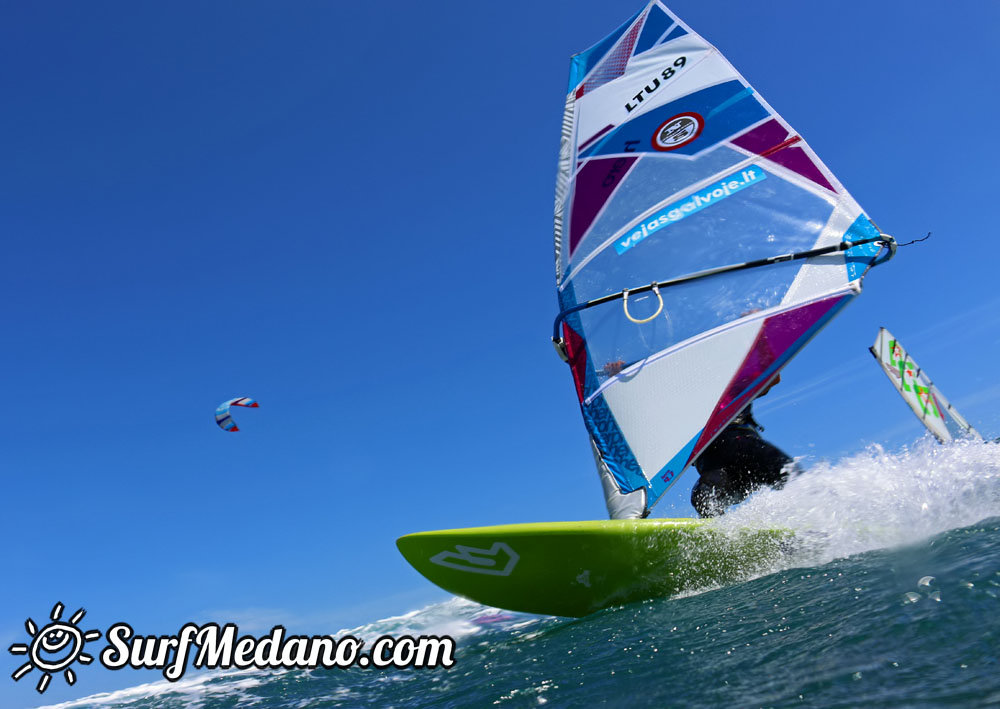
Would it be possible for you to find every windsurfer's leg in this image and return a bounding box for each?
[691,477,718,518]
[733,433,799,489]
[691,468,739,517]
[692,433,800,516]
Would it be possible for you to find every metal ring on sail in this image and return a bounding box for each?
[623,284,663,323]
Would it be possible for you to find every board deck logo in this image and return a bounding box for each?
[652,112,703,151]
[429,543,519,576]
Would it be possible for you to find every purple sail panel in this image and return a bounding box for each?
[568,156,639,256]
[732,119,835,193]
[688,295,849,463]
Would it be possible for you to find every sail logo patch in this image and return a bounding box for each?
[652,112,703,151]
[614,166,768,255]
[429,542,519,576]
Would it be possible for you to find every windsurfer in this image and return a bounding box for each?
[689,374,799,517]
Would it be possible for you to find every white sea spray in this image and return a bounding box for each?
[719,437,1000,566]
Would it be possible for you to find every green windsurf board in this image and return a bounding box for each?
[397,519,788,618]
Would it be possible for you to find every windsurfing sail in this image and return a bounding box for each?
[552,2,896,516]
[870,328,980,443]
[215,397,258,432]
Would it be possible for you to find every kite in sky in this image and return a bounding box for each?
[215,397,258,432]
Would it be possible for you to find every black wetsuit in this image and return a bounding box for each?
[690,405,798,517]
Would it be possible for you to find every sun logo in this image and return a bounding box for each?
[8,602,101,694]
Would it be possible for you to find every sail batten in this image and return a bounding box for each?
[553,1,894,514]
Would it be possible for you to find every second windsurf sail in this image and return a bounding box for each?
[870,328,980,443]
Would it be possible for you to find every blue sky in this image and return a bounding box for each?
[3,1,999,705]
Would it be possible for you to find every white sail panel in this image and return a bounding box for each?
[600,317,761,489]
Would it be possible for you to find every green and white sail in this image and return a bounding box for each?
[870,327,980,443]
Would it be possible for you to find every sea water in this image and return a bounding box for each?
[40,440,1000,708]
